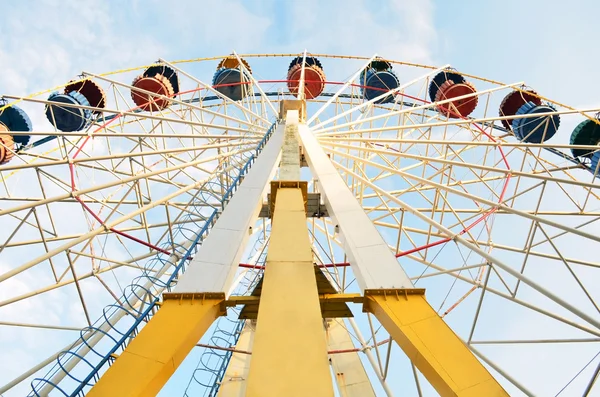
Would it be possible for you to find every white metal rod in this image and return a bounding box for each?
[0,149,240,218]
[158,58,270,124]
[583,359,600,397]
[0,165,225,283]
[319,136,600,152]
[3,94,259,134]
[311,64,450,130]
[3,97,261,134]
[469,345,536,397]
[0,321,83,332]
[347,318,394,397]
[0,141,251,173]
[0,338,86,394]
[334,161,600,329]
[7,131,258,138]
[316,107,600,136]
[232,51,279,117]
[298,50,308,101]
[313,81,525,134]
[329,149,600,241]
[307,54,378,124]
[471,338,600,344]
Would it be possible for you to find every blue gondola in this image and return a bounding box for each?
[45,91,92,132]
[212,68,250,101]
[359,59,399,104]
[0,103,32,147]
[512,102,560,143]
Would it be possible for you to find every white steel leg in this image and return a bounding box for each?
[298,123,413,290]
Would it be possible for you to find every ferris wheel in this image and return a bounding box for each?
[0,51,599,397]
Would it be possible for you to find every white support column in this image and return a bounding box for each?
[327,319,377,397]
[217,321,256,397]
[298,124,413,291]
[280,110,301,180]
[174,124,284,294]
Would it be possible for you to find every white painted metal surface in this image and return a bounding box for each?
[174,125,284,294]
[279,110,301,181]
[298,123,413,290]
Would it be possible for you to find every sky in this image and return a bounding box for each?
[1,0,600,396]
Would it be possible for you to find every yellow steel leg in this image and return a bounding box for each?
[217,321,255,396]
[88,294,225,397]
[365,291,508,397]
[245,188,335,397]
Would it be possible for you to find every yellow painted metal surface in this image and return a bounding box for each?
[217,321,255,397]
[245,188,335,397]
[326,319,376,397]
[366,292,509,397]
[88,295,225,397]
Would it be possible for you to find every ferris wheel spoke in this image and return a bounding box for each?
[368,166,597,262]
[0,239,171,309]
[0,168,221,283]
[324,141,600,219]
[312,81,524,135]
[405,253,600,337]
[307,54,378,125]
[327,146,501,218]
[78,73,268,134]
[469,345,537,397]
[311,63,450,131]
[231,51,279,118]
[0,149,239,218]
[534,222,600,313]
[158,58,272,124]
[320,106,600,141]
[326,155,600,329]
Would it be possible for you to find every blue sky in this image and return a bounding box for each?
[1,0,600,396]
[1,0,599,109]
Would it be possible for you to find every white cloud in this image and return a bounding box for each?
[279,0,438,64]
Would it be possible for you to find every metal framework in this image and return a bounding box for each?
[0,53,599,396]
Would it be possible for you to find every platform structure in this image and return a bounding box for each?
[87,87,509,396]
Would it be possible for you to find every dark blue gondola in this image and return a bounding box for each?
[0,104,32,147]
[512,102,560,143]
[212,68,250,101]
[359,59,399,104]
[45,91,92,132]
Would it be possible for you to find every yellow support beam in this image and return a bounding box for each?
[217,321,255,396]
[245,188,335,397]
[88,293,225,397]
[365,290,509,397]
